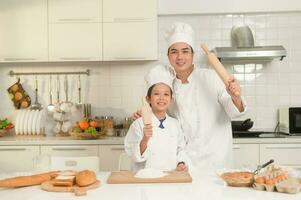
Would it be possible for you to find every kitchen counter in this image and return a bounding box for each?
[0,135,124,145]
[0,134,301,146]
[0,171,300,200]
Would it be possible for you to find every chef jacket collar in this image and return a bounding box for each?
[174,65,197,84]
[151,112,168,129]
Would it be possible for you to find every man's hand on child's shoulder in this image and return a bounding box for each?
[176,162,188,171]
[132,110,142,120]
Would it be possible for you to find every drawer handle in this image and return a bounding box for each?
[58,18,93,21]
[0,148,27,151]
[114,57,146,60]
[52,148,87,151]
[232,147,241,149]
[60,57,92,60]
[266,147,301,149]
[4,58,37,61]
[111,147,124,151]
[113,17,152,22]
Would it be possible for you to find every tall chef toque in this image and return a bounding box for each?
[144,64,175,90]
[165,22,195,51]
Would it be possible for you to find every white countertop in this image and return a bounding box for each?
[0,171,300,200]
[1,134,301,146]
[0,135,125,145]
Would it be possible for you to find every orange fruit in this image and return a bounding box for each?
[79,120,89,130]
[89,120,97,128]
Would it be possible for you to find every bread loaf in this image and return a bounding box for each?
[0,171,59,188]
[52,175,75,187]
[75,170,96,186]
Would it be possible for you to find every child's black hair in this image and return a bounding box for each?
[147,83,173,98]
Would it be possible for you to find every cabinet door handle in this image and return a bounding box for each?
[52,148,87,151]
[111,147,125,151]
[58,18,93,22]
[265,146,301,149]
[113,17,152,22]
[232,145,241,149]
[0,148,27,151]
[4,58,37,61]
[59,57,92,60]
[114,57,146,60]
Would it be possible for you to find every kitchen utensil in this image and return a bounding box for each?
[41,180,100,196]
[201,44,240,97]
[30,76,43,110]
[231,118,254,131]
[76,75,82,109]
[83,103,91,119]
[47,76,55,114]
[231,25,254,47]
[107,171,192,184]
[254,159,274,174]
[141,97,152,125]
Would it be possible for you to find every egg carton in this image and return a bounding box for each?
[253,178,301,194]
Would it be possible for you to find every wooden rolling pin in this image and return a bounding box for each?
[201,44,240,97]
[141,97,152,125]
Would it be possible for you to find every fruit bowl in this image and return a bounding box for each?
[69,119,104,140]
[69,129,105,140]
[0,119,14,137]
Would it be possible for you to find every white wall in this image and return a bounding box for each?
[1,12,301,133]
[159,0,301,15]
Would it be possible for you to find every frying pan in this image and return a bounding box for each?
[231,118,254,131]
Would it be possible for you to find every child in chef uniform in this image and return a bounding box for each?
[124,64,189,172]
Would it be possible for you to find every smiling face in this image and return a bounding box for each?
[146,83,172,114]
[168,42,194,75]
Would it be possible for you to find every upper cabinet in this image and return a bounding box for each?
[103,0,156,22]
[48,0,102,61]
[48,0,101,23]
[0,0,157,63]
[159,0,301,15]
[103,0,157,61]
[0,0,48,62]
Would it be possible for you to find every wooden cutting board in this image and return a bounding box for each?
[107,171,192,184]
[41,180,100,196]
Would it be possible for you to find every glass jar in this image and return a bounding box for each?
[103,116,114,135]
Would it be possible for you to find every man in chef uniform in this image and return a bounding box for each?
[136,22,247,171]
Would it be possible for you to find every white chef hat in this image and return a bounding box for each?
[165,22,195,51]
[144,64,175,90]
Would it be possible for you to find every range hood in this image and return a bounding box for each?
[212,26,287,63]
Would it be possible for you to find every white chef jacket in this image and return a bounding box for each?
[167,66,247,170]
[124,113,188,172]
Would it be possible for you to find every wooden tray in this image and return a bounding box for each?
[107,171,192,184]
[41,180,100,196]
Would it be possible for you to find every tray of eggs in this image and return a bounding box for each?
[253,164,301,194]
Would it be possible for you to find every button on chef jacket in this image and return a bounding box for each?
[167,66,247,170]
[124,113,188,172]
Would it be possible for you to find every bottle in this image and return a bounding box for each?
[141,97,152,125]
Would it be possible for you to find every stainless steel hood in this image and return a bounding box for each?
[213,46,287,62]
[212,26,287,63]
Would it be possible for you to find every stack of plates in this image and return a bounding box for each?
[15,109,46,135]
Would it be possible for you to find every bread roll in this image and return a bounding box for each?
[0,171,59,188]
[75,170,96,186]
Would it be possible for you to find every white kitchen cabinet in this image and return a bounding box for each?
[99,145,126,171]
[49,23,102,61]
[103,0,156,22]
[232,144,259,168]
[260,144,301,169]
[0,0,48,62]
[103,21,157,61]
[159,0,301,15]
[48,0,101,23]
[41,145,98,156]
[0,146,39,172]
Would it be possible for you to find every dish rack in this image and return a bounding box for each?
[14,109,46,136]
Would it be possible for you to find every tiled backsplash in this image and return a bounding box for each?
[1,12,301,132]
